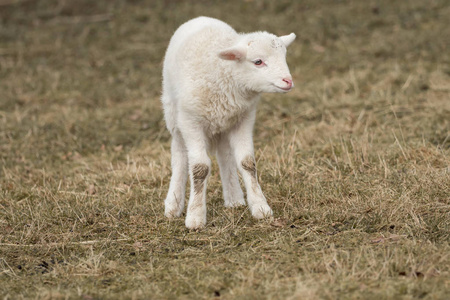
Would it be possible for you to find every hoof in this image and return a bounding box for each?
[251,204,273,219]
[224,197,246,208]
[164,197,184,218]
[185,214,206,229]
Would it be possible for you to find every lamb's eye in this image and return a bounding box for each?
[254,59,263,66]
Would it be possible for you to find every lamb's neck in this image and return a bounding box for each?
[220,69,260,101]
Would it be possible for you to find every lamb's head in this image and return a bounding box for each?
[219,32,296,93]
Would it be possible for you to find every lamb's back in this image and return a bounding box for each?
[164,17,237,89]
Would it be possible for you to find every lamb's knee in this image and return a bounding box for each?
[192,163,209,194]
[241,156,257,179]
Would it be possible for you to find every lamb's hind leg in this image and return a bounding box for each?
[164,129,188,218]
[217,134,245,207]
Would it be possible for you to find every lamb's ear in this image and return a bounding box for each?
[218,46,247,61]
[280,33,296,48]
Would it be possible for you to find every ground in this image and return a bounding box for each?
[0,0,449,299]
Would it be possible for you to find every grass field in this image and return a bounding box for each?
[1,0,449,299]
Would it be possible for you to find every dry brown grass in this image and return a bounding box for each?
[1,0,449,299]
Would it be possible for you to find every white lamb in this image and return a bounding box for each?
[161,16,296,229]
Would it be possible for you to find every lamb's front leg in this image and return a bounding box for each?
[180,126,211,229]
[230,109,273,219]
[237,153,273,218]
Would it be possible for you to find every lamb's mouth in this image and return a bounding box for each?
[274,85,292,91]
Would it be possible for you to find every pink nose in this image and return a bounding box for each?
[283,78,293,89]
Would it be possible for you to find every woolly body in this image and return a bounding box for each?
[163,17,251,137]
[161,16,295,229]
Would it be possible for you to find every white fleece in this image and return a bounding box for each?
[161,16,296,229]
